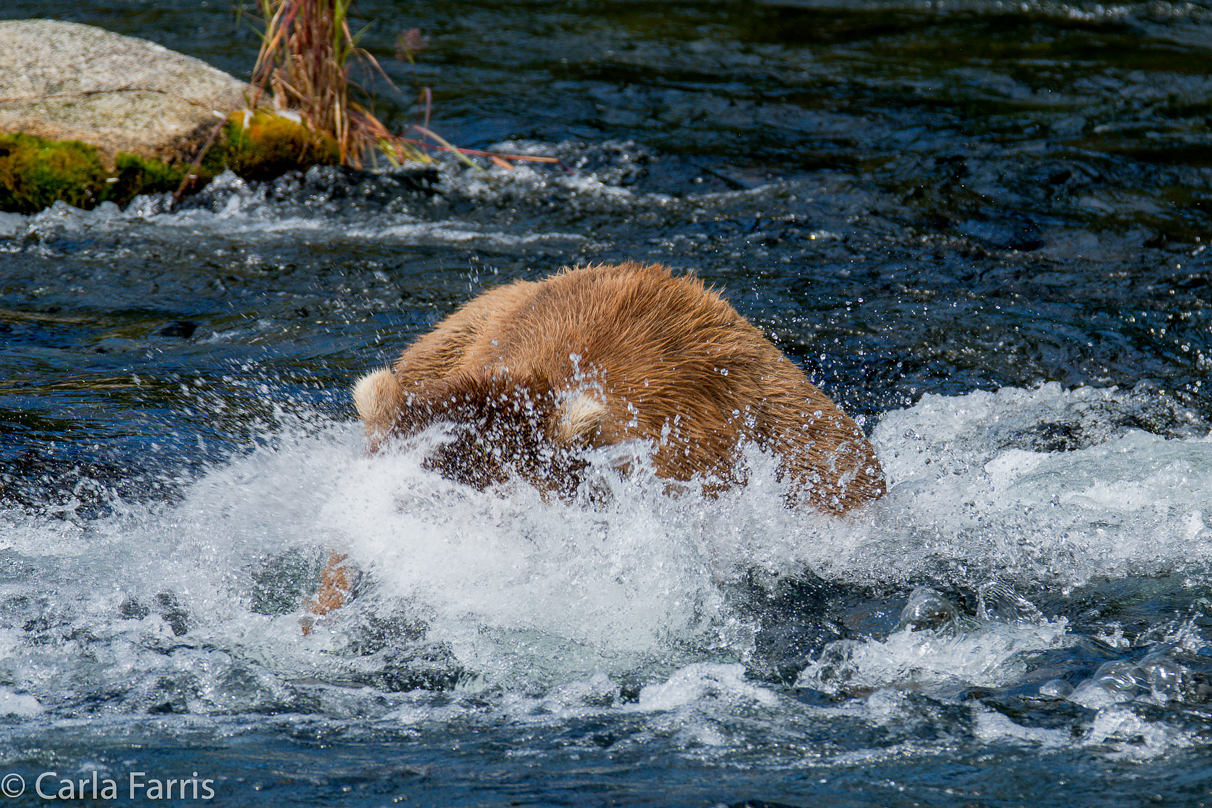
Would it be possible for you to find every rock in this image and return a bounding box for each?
[0,20,342,213]
[0,19,254,167]
[153,321,198,339]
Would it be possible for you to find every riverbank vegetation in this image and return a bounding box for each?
[247,0,555,171]
[0,112,330,214]
[0,2,559,214]
[249,0,418,168]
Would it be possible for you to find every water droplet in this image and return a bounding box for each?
[896,587,959,632]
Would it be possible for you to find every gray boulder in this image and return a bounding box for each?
[0,19,256,165]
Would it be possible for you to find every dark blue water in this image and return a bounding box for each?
[1,1,1211,805]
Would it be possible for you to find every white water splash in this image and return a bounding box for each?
[865,383,1212,586]
[0,385,1209,728]
[796,618,1072,695]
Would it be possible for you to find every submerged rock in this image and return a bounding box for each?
[0,19,251,166]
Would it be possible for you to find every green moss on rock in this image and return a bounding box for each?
[223,110,339,181]
[0,111,342,214]
[0,133,190,214]
[110,152,194,203]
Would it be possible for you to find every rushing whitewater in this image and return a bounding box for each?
[3,382,1209,749]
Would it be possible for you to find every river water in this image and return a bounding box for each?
[2,1,1211,805]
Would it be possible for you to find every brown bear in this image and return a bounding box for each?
[304,262,884,628]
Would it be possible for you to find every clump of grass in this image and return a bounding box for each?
[251,0,406,167]
[249,0,562,171]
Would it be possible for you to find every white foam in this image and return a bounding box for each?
[972,706,1067,748]
[796,619,1071,695]
[1083,705,1195,760]
[1,384,1209,729]
[313,435,747,682]
[867,384,1212,586]
[632,663,780,712]
[0,687,43,717]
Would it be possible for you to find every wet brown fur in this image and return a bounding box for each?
[307,263,885,623]
[354,261,884,513]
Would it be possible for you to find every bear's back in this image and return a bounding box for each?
[357,262,885,514]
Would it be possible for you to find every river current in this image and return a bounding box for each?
[1,1,1211,806]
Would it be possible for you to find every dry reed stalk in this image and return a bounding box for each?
[253,0,397,167]
[250,0,563,171]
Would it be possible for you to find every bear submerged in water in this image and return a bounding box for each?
[355,261,884,511]
[305,262,884,627]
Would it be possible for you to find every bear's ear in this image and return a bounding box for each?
[551,391,609,447]
[352,369,402,449]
